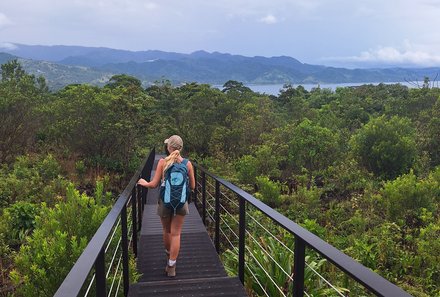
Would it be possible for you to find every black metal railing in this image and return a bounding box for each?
[193,163,412,297]
[55,148,155,297]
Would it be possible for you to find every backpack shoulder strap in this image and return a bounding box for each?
[181,158,189,166]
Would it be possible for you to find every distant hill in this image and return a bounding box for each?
[1,43,439,89]
[0,52,113,89]
[0,52,18,64]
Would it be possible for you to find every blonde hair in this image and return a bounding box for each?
[163,150,181,178]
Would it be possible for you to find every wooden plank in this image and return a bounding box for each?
[129,276,247,297]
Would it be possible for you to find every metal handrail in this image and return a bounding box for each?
[55,148,155,297]
[194,163,412,297]
[217,186,345,296]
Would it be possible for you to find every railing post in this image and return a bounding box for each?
[95,248,106,297]
[238,196,246,284]
[293,237,306,297]
[193,165,198,209]
[215,180,220,253]
[131,186,138,257]
[121,204,130,296]
[137,183,142,231]
[141,186,146,210]
[141,159,150,208]
[202,171,206,225]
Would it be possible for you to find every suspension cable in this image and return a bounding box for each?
[245,245,287,297]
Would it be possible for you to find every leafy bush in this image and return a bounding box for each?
[10,183,110,296]
[0,154,67,209]
[0,201,39,248]
[94,177,113,206]
[380,170,437,223]
[417,221,440,288]
[282,185,323,221]
[235,155,258,185]
[235,145,281,185]
[75,160,86,180]
[253,145,281,179]
[350,115,417,179]
[287,119,341,176]
[0,60,47,163]
[255,176,281,208]
[321,159,373,195]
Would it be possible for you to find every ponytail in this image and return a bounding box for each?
[163,150,181,178]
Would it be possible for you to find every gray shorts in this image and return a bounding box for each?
[156,199,189,217]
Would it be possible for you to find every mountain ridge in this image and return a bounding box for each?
[1,43,439,89]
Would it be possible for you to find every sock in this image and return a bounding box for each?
[168,259,176,267]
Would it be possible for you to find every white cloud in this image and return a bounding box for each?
[324,41,440,66]
[0,42,17,50]
[259,14,278,24]
[218,0,320,21]
[354,6,375,17]
[0,12,12,29]
[144,2,158,10]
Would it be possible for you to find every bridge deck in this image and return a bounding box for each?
[129,156,247,297]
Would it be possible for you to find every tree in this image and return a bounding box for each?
[10,184,110,296]
[172,84,227,156]
[350,116,417,179]
[45,84,153,172]
[1,60,26,82]
[222,80,252,94]
[287,119,340,184]
[275,84,311,121]
[380,170,438,223]
[105,74,142,89]
[414,97,440,168]
[0,60,47,163]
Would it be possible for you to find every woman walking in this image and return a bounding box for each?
[137,135,195,277]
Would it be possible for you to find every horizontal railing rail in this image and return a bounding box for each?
[55,147,156,297]
[193,163,412,297]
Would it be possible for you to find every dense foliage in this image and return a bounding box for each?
[1,60,439,296]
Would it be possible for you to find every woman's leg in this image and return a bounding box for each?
[169,215,185,261]
[160,216,172,252]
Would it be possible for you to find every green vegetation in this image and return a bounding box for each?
[0,61,147,295]
[1,60,440,296]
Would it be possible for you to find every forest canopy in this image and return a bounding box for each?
[0,60,439,296]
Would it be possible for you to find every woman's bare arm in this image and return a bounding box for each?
[137,159,164,188]
[187,161,196,190]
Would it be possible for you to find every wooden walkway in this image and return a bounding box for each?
[129,155,248,297]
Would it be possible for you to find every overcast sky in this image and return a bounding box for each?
[1,0,440,67]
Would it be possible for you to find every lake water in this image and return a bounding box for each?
[245,82,417,96]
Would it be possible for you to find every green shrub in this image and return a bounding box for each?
[10,183,110,296]
[285,185,323,221]
[350,115,417,180]
[0,154,67,209]
[75,160,86,180]
[235,155,258,185]
[300,219,326,238]
[417,221,440,287]
[1,201,39,247]
[253,145,281,179]
[381,170,437,223]
[255,176,281,207]
[94,177,113,206]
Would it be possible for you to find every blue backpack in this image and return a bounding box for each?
[161,159,190,215]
